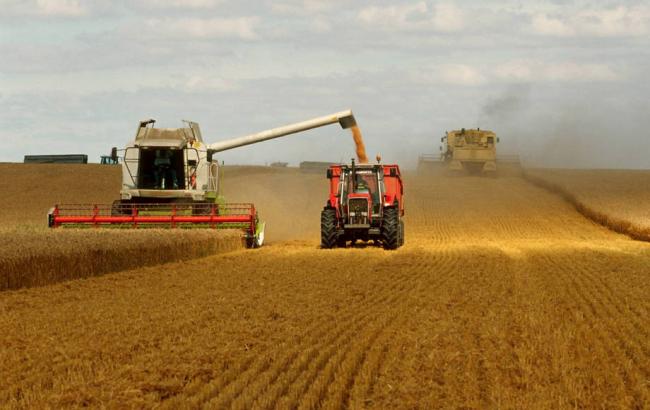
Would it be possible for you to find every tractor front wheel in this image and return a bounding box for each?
[382,207,400,250]
[321,208,338,249]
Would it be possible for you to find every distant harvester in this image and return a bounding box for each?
[24,154,88,164]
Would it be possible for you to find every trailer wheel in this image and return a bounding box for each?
[382,207,400,250]
[321,208,338,249]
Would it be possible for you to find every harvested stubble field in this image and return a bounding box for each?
[1,164,649,409]
[524,168,650,241]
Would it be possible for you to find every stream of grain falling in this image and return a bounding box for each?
[351,125,369,164]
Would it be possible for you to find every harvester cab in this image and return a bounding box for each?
[119,119,218,204]
[321,160,404,250]
[48,110,358,248]
[442,128,499,173]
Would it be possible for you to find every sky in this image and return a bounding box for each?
[1,0,649,168]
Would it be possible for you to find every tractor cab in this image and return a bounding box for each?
[332,160,386,226]
[343,166,383,223]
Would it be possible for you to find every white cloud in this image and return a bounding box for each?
[358,2,464,32]
[0,0,86,17]
[531,13,574,37]
[136,0,223,9]
[411,63,486,86]
[543,62,618,82]
[432,3,464,32]
[145,16,261,40]
[36,0,85,16]
[269,0,344,16]
[184,75,238,91]
[311,17,331,33]
[358,2,428,29]
[494,60,619,82]
[439,64,485,86]
[531,6,650,37]
[411,60,620,87]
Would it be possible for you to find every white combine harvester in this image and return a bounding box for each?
[48,110,357,248]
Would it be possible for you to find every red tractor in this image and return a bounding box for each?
[321,160,405,249]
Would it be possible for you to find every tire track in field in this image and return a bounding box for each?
[345,250,462,408]
[572,256,650,342]
[335,251,462,409]
[547,254,649,374]
[539,253,649,407]
[364,248,506,408]
[256,258,429,409]
[229,309,379,410]
[292,254,442,409]
[170,283,378,408]
[159,254,385,408]
[241,264,418,410]
[273,249,458,409]
[566,260,650,375]
[180,250,430,408]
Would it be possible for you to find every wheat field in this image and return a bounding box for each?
[0,228,242,290]
[0,165,648,408]
[0,164,244,290]
[524,168,650,241]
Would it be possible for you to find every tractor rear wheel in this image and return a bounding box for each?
[321,208,338,249]
[382,207,400,250]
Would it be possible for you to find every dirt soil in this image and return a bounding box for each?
[1,165,649,408]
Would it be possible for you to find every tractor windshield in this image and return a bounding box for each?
[342,170,381,214]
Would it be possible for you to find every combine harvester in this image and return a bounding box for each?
[419,128,516,174]
[443,128,498,173]
[48,110,357,247]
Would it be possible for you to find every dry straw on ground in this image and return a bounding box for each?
[0,229,243,290]
[1,167,648,408]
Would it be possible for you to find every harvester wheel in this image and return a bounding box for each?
[320,208,338,249]
[382,207,400,250]
[399,219,405,246]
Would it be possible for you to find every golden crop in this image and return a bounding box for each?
[0,228,243,290]
[0,165,648,408]
[524,169,650,241]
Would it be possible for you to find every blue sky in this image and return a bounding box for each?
[1,0,649,168]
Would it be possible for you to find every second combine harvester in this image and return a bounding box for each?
[48,110,358,248]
